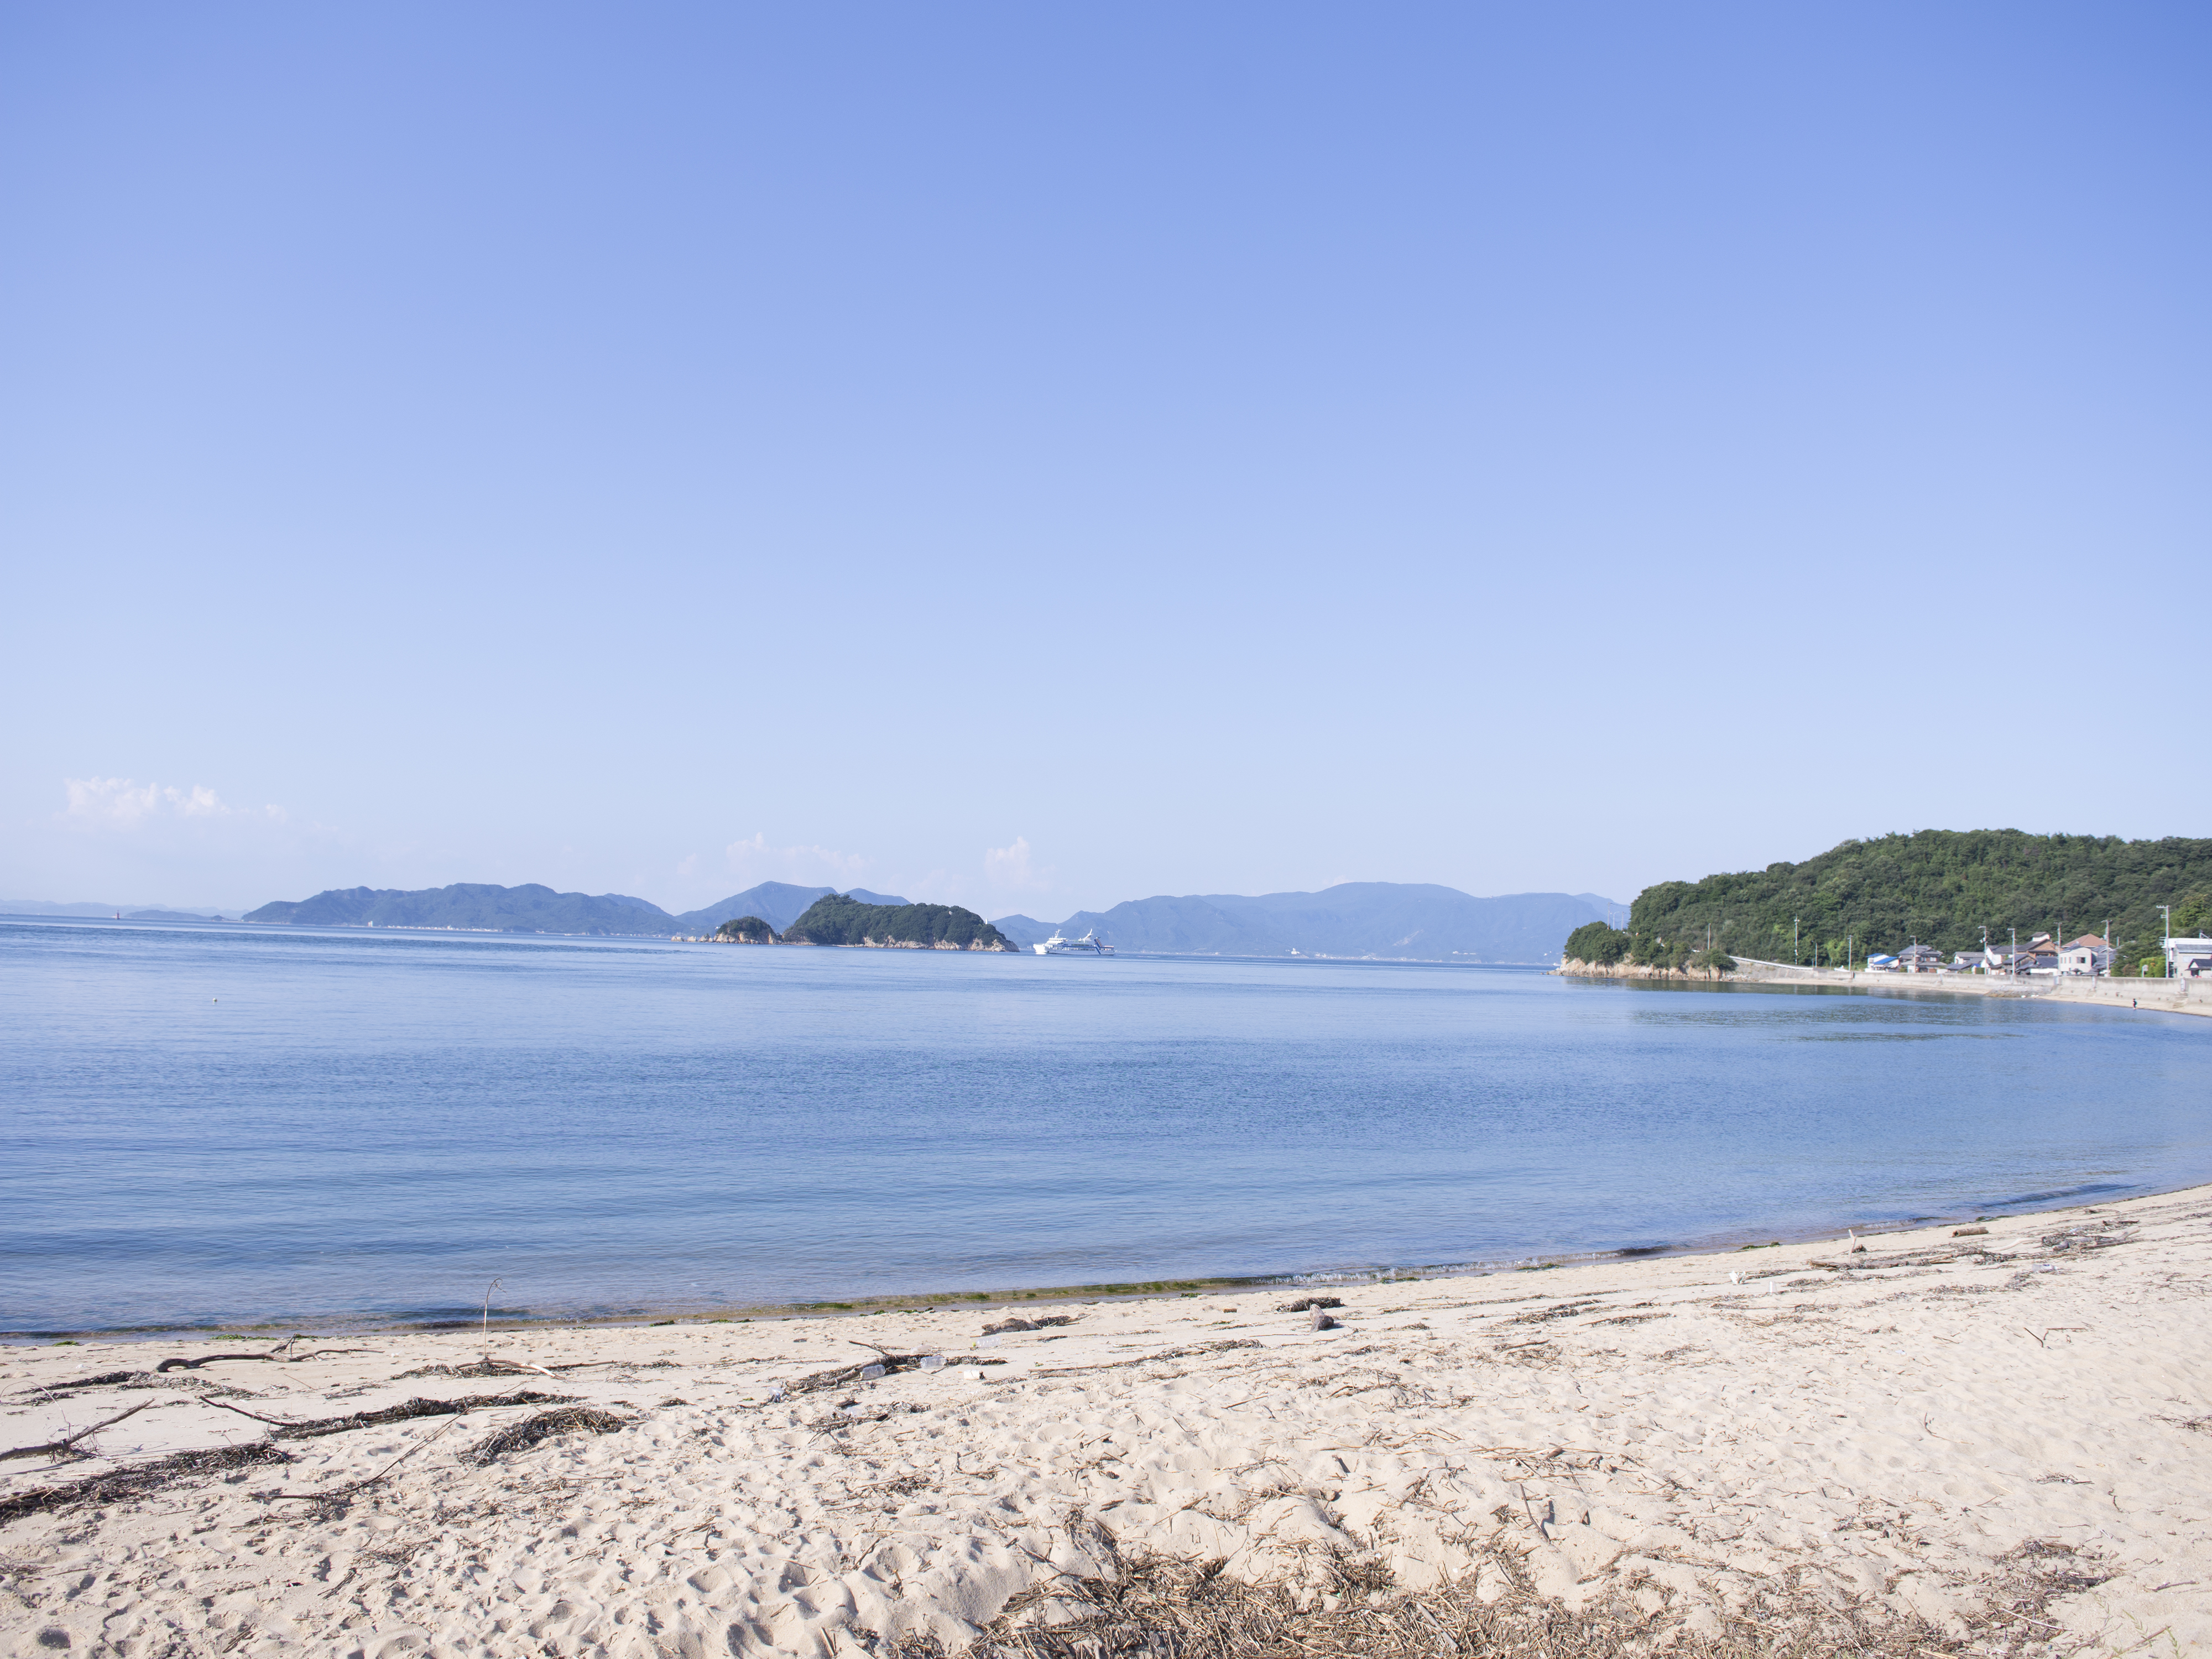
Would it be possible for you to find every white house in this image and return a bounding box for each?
[2166,935,2212,977]
[2059,934,2112,976]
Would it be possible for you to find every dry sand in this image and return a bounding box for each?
[4,1187,2210,1657]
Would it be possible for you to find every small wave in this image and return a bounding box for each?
[1973,1181,2135,1209]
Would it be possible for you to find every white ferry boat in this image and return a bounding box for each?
[1035,929,1114,956]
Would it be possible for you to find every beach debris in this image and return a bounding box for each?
[964,1368,987,1381]
[25,1370,140,1395]
[782,1352,940,1397]
[958,1510,2078,1659]
[977,1335,1001,1349]
[469,1405,631,1463]
[205,1390,573,1441]
[395,1357,607,1379]
[980,1315,1078,1335]
[858,1364,886,1380]
[1504,1299,1602,1325]
[920,1354,947,1370]
[152,1344,372,1373]
[1277,1296,1344,1313]
[1032,1341,1254,1378]
[1308,1309,1340,1331]
[1,1442,293,1525]
[1,1399,160,1464]
[1953,1225,1989,1237]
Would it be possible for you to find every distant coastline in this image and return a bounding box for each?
[218,879,1622,963]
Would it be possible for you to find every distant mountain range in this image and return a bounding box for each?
[239,881,915,936]
[232,879,1620,959]
[992,885,1625,962]
[2,900,237,920]
[244,884,679,935]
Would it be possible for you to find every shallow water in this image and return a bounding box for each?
[2,918,2206,1331]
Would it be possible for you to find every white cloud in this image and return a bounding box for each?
[723,832,871,888]
[60,778,287,830]
[984,836,1053,892]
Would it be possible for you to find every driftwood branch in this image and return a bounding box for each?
[154,1343,376,1373]
[0,1399,159,1462]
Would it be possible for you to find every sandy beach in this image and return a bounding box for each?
[4,1187,2209,1657]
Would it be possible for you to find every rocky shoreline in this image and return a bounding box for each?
[1555,956,1733,981]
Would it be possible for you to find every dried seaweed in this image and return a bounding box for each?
[1037,1340,1262,1378]
[889,1526,2109,1659]
[468,1406,630,1463]
[0,1443,292,1526]
[1503,1300,1602,1325]
[207,1390,574,1440]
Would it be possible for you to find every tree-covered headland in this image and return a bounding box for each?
[781,894,1017,951]
[713,915,779,942]
[1564,831,2212,975]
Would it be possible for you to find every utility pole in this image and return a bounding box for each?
[2159,905,2172,978]
[1794,916,1799,966]
[2010,926,2017,979]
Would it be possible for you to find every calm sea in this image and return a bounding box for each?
[3,918,2207,1333]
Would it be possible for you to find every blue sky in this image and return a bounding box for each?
[3,3,2206,917]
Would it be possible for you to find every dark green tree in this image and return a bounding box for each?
[1563,921,1630,964]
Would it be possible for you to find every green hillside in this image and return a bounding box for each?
[782,894,1016,951]
[1569,831,2212,974]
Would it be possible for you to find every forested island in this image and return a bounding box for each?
[712,915,779,943]
[779,894,1017,951]
[1564,830,2212,975]
[244,883,674,935]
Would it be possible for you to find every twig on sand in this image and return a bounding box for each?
[260,1416,467,1507]
[0,1399,161,1463]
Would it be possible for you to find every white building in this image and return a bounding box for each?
[2058,935,2112,976]
[2166,935,2212,977]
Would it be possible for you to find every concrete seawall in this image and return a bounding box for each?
[1561,955,2211,1018]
